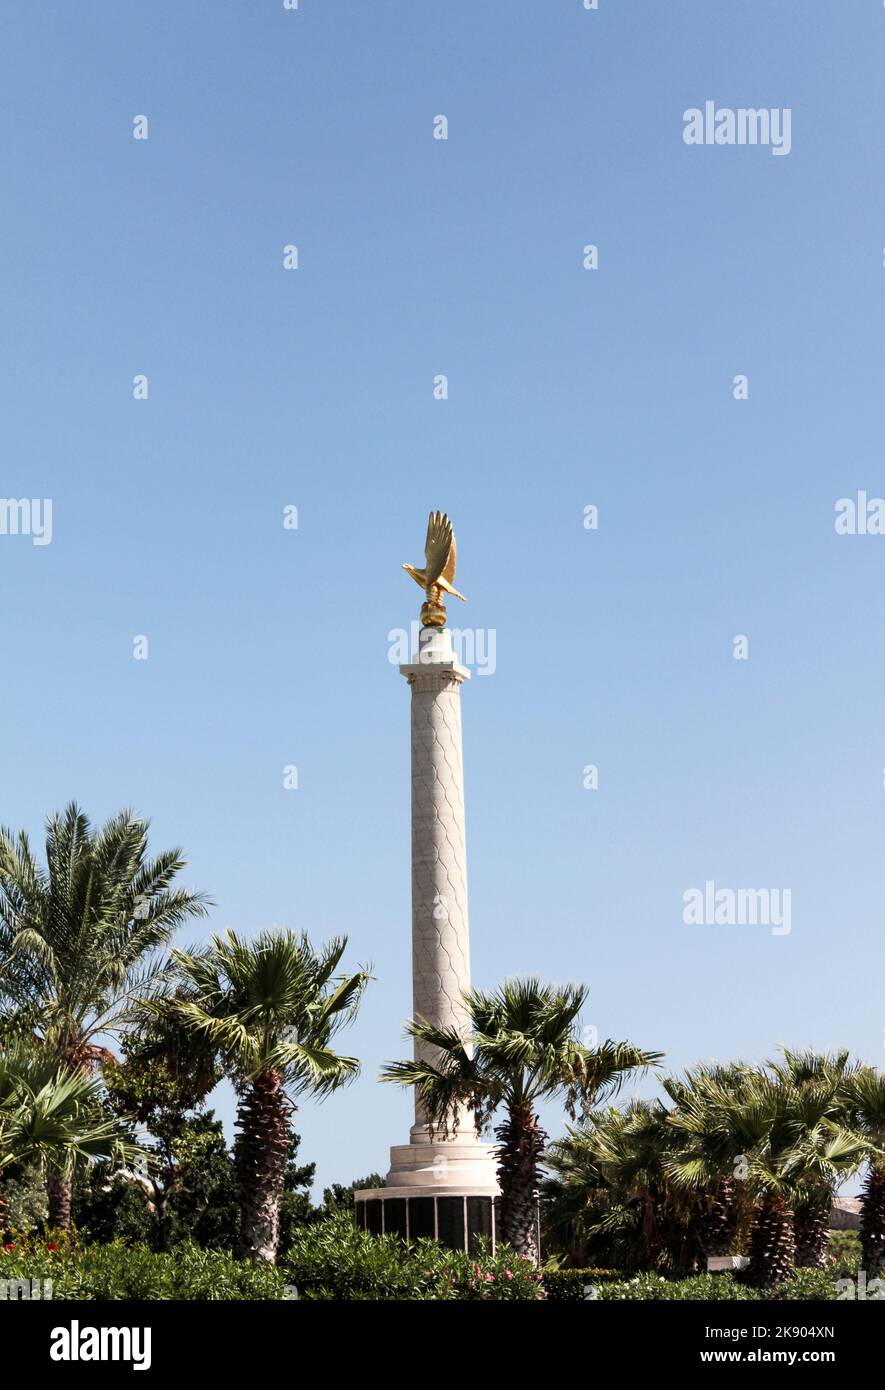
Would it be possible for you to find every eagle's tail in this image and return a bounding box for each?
[437,577,466,601]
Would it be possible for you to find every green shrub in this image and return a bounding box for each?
[826,1229,861,1278]
[0,1220,539,1301]
[767,1268,840,1301]
[586,1268,843,1301]
[0,1233,290,1301]
[542,1268,624,1300]
[595,1272,761,1301]
[0,1222,846,1301]
[284,1213,542,1300]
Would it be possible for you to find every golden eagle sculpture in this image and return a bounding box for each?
[402,511,466,628]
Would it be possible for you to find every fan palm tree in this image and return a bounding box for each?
[768,1049,859,1267]
[671,1066,863,1286]
[545,1099,699,1273]
[0,1046,141,1236]
[842,1068,885,1277]
[0,803,209,1226]
[665,1061,766,1262]
[541,1122,611,1270]
[381,977,661,1263]
[168,928,369,1263]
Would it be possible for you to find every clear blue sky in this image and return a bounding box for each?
[3,1,884,1194]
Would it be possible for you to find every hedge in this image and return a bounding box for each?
[0,1225,854,1302]
[284,1214,542,1300]
[541,1268,624,1300]
[0,1218,544,1301]
[0,1235,289,1301]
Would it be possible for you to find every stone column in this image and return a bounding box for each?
[403,626,472,1133]
[356,626,499,1231]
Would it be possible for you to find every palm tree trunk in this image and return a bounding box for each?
[235,1070,291,1264]
[698,1179,738,1257]
[494,1101,545,1265]
[46,1166,72,1233]
[46,1037,85,1235]
[0,1169,7,1242]
[640,1188,660,1269]
[793,1193,831,1268]
[746,1191,796,1287]
[860,1161,885,1279]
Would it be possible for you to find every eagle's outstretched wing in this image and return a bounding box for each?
[441,528,457,586]
[423,511,454,586]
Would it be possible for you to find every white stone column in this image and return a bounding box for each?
[380,626,498,1194]
[403,628,472,1131]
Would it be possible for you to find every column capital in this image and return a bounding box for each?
[399,659,470,686]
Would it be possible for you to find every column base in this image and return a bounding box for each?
[388,1126,500,1189]
[354,1130,501,1252]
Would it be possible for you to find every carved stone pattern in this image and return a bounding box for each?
[409,672,471,1124]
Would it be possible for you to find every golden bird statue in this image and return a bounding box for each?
[402,510,466,628]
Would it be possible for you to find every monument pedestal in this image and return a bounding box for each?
[356,1129,500,1249]
[355,624,500,1251]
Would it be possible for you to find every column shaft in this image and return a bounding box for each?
[407,665,471,1127]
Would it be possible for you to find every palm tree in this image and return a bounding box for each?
[0,1046,140,1237]
[671,1066,862,1286]
[665,1062,764,1262]
[381,977,661,1263]
[169,928,369,1264]
[545,1099,699,1273]
[0,803,209,1226]
[843,1068,885,1277]
[541,1123,609,1270]
[768,1049,859,1267]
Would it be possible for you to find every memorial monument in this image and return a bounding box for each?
[354,513,501,1251]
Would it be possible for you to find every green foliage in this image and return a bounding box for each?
[0,1045,139,1176]
[71,1168,155,1247]
[169,928,369,1094]
[544,1050,875,1285]
[0,1221,541,1301]
[596,1272,762,1300]
[767,1267,841,1301]
[0,803,209,1058]
[284,1213,542,1300]
[71,1119,316,1256]
[540,1267,624,1300]
[0,1232,290,1300]
[3,1160,47,1232]
[583,1268,841,1300]
[168,928,369,1262]
[0,1222,850,1301]
[315,1173,384,1218]
[827,1228,861,1276]
[544,1100,708,1273]
[169,1114,242,1250]
[383,978,660,1260]
[104,1029,220,1138]
[667,1054,864,1206]
[100,1033,225,1252]
[383,977,660,1135]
